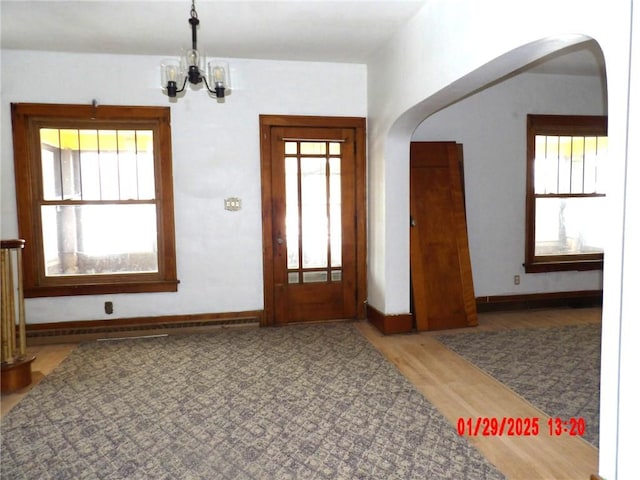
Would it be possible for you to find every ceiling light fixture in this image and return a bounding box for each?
[161,0,230,99]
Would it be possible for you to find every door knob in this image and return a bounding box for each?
[276,237,284,245]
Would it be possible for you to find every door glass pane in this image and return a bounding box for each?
[41,204,158,276]
[301,157,328,268]
[285,142,297,154]
[300,142,326,155]
[288,272,299,284]
[285,156,300,269]
[329,157,342,267]
[303,271,328,283]
[283,138,345,285]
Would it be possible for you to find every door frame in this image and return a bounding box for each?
[259,115,367,326]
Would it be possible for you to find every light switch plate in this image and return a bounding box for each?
[224,197,242,211]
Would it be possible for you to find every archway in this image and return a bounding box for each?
[411,40,606,301]
[367,32,632,478]
[407,39,606,474]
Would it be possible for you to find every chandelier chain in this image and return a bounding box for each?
[190,0,198,20]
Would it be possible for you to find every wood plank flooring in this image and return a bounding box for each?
[1,343,76,417]
[1,307,601,479]
[356,307,601,480]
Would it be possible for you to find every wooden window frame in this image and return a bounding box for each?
[525,114,607,273]
[11,103,178,297]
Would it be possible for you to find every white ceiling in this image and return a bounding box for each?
[1,0,604,75]
[1,0,427,63]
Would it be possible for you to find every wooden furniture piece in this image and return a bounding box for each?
[1,239,35,393]
[410,142,478,331]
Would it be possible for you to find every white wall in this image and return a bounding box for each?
[0,50,367,324]
[412,71,606,297]
[366,0,631,316]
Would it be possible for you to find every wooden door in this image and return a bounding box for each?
[261,116,366,325]
[410,142,477,331]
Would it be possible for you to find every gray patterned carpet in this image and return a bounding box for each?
[2,324,504,479]
[437,323,600,446]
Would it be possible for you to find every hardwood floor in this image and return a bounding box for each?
[1,307,601,479]
[357,307,601,480]
[1,343,76,417]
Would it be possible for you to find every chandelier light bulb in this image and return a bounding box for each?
[213,66,225,83]
[161,59,183,97]
[186,49,200,67]
[166,65,179,83]
[208,60,231,98]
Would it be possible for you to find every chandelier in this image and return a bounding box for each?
[161,0,230,98]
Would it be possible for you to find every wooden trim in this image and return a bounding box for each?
[366,304,413,335]
[24,280,179,298]
[476,290,602,312]
[525,114,607,273]
[26,310,264,341]
[10,103,178,297]
[1,356,36,394]
[257,115,366,129]
[0,239,26,249]
[259,117,275,326]
[527,114,607,134]
[259,115,367,326]
[354,123,368,321]
[524,259,603,273]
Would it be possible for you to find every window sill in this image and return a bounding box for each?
[523,260,603,273]
[24,279,179,298]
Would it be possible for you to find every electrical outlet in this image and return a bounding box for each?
[514,275,520,285]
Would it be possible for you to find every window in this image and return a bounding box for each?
[11,103,178,297]
[525,114,607,272]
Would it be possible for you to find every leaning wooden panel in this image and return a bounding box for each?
[409,142,477,331]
